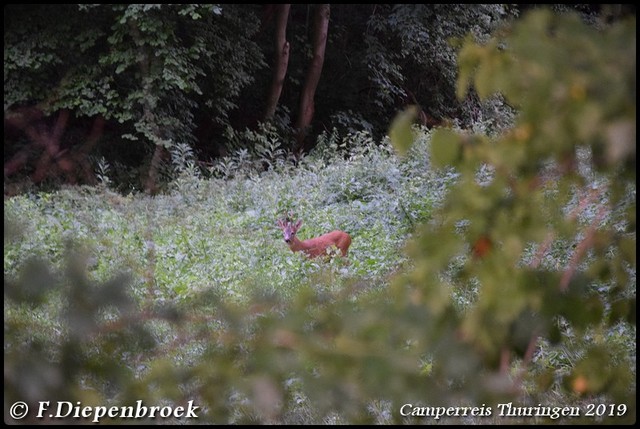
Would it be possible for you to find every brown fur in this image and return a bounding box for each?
[278,218,351,258]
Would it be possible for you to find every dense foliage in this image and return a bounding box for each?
[5,4,518,191]
[393,7,635,413]
[5,129,446,423]
[4,6,636,426]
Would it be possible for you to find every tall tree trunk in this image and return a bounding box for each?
[264,4,291,121]
[129,20,165,195]
[295,4,330,151]
[145,144,165,195]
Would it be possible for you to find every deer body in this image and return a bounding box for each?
[278,217,351,258]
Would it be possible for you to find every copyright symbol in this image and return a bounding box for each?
[9,402,29,419]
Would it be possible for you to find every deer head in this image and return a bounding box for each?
[277,214,302,243]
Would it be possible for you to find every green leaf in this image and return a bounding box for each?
[431,129,462,168]
[388,106,418,155]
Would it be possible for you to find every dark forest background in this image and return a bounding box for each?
[5,4,632,193]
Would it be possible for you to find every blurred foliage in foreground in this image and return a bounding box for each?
[399,7,635,416]
[4,9,636,424]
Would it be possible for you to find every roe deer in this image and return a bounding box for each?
[277,215,351,258]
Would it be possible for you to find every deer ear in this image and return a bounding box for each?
[294,219,302,230]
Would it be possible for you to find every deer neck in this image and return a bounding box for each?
[288,236,310,253]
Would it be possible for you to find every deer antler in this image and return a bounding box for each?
[277,212,294,228]
[285,211,296,223]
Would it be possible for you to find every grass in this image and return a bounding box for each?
[5,132,444,302]
[4,129,635,424]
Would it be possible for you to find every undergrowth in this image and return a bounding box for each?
[4,127,635,424]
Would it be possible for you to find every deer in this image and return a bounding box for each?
[277,214,352,259]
